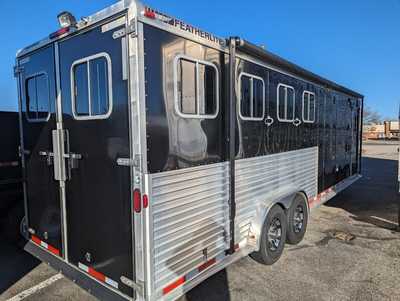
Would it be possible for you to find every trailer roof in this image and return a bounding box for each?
[235,38,363,99]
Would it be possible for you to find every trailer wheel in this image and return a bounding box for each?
[251,205,287,265]
[286,194,308,245]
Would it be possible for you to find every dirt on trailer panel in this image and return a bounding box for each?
[1,141,399,301]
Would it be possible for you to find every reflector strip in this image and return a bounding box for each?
[309,186,336,207]
[163,254,222,295]
[198,258,216,272]
[31,235,60,256]
[163,276,185,295]
[78,262,119,289]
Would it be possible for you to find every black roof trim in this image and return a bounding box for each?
[233,37,363,99]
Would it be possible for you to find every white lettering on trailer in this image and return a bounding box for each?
[6,274,63,301]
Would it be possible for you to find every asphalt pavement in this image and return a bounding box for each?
[1,141,399,301]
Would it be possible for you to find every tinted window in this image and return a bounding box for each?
[200,64,217,115]
[179,59,197,115]
[239,74,264,120]
[253,78,264,119]
[278,85,286,120]
[303,91,316,123]
[240,75,251,118]
[277,84,295,122]
[25,73,50,121]
[72,54,111,119]
[73,62,89,116]
[90,57,109,116]
[175,56,219,118]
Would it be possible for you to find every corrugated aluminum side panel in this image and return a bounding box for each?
[235,147,318,244]
[148,162,230,292]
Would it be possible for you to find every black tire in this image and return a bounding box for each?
[251,205,287,265]
[286,195,308,245]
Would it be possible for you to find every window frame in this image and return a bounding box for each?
[238,72,266,121]
[302,90,316,123]
[70,52,113,121]
[24,71,51,123]
[277,83,296,123]
[173,54,220,119]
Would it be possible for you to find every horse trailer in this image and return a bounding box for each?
[14,1,363,300]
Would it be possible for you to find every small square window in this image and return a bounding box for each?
[25,72,50,122]
[277,83,295,122]
[71,53,112,120]
[239,73,265,121]
[302,91,316,123]
[174,55,219,119]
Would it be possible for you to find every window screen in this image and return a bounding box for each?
[25,73,50,122]
[239,73,265,121]
[175,55,219,119]
[277,84,295,122]
[71,53,112,120]
[302,91,316,123]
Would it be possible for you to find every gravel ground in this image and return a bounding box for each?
[1,142,399,301]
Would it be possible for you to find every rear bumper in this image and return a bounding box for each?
[24,241,131,301]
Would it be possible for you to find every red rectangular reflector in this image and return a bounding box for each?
[31,235,41,245]
[198,258,216,272]
[133,189,141,213]
[88,267,106,283]
[48,245,60,256]
[163,276,185,295]
[143,194,149,209]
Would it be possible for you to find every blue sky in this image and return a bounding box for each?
[1,0,399,118]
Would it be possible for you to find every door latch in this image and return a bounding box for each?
[64,153,82,169]
[39,151,54,166]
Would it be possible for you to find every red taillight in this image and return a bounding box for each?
[144,9,156,19]
[143,194,149,209]
[49,27,70,39]
[133,189,141,213]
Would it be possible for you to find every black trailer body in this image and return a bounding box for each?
[0,111,23,237]
[15,1,363,301]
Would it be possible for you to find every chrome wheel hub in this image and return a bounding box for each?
[267,218,282,251]
[293,205,304,233]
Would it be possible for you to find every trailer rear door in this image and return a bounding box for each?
[17,45,63,256]
[58,17,134,297]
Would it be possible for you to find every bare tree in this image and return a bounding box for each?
[363,107,382,125]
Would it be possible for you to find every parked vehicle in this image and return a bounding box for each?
[0,111,23,242]
[14,1,363,300]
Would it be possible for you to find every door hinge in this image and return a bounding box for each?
[126,20,136,37]
[112,20,136,39]
[14,66,24,77]
[120,276,144,295]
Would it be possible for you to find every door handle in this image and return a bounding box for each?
[63,153,82,160]
[64,152,82,170]
[39,150,54,165]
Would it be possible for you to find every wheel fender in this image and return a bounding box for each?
[250,187,304,251]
